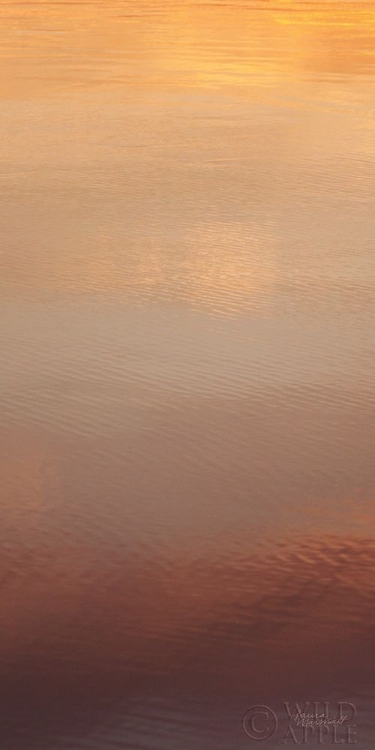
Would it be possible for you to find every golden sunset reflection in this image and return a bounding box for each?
[1,2,375,747]
[1,2,375,100]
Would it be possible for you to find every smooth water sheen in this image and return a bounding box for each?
[1,1,375,748]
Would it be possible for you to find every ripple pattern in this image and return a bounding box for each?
[1,0,375,748]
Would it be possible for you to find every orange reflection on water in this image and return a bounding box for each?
[1,2,375,100]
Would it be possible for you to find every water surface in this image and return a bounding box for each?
[1,1,375,747]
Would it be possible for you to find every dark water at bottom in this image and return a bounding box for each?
[1,522,374,748]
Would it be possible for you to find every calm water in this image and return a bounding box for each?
[1,1,375,747]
